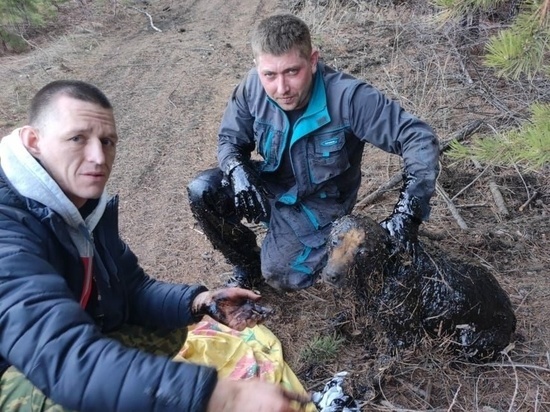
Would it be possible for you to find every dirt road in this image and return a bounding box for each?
[107,0,288,285]
[104,0,280,285]
[0,0,286,285]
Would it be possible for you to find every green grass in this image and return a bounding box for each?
[299,334,346,364]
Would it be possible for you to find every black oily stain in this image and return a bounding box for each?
[204,298,274,326]
[323,214,517,362]
[204,300,227,324]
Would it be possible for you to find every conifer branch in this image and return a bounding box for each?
[354,173,403,210]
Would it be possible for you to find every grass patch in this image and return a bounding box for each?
[299,333,346,364]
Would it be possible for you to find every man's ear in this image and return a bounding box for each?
[310,50,319,74]
[19,126,41,157]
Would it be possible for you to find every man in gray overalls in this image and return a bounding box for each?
[187,14,440,291]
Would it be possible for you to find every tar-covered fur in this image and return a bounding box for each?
[321,214,517,362]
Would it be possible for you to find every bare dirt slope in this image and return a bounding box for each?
[1,0,549,410]
[1,0,285,285]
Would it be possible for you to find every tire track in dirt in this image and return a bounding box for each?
[94,0,280,284]
[0,0,282,284]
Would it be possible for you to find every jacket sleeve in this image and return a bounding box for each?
[348,83,440,219]
[0,209,217,412]
[217,72,257,174]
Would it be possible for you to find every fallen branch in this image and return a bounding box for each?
[503,352,519,412]
[447,384,461,412]
[439,119,484,152]
[436,183,469,229]
[127,5,162,32]
[472,159,509,218]
[488,178,509,218]
[476,361,550,374]
[355,119,483,210]
[519,191,538,212]
[455,203,488,208]
[354,172,403,210]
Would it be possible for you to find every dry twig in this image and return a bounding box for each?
[451,164,489,201]
[355,119,484,210]
[439,119,484,152]
[127,5,163,32]
[355,172,403,210]
[436,183,469,229]
[519,191,538,212]
[471,159,510,218]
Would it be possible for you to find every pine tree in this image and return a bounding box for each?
[433,0,549,79]
[433,0,549,169]
[448,104,550,169]
[484,0,549,79]
[0,0,62,52]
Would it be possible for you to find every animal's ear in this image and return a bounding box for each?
[362,215,387,240]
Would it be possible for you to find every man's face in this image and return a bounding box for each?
[256,47,319,111]
[26,95,118,208]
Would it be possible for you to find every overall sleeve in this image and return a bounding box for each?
[0,210,217,412]
[348,83,440,218]
[217,74,257,174]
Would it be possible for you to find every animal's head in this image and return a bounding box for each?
[321,214,390,288]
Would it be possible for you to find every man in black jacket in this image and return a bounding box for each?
[0,80,309,412]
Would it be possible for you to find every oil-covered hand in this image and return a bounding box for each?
[380,174,424,255]
[380,211,420,255]
[229,163,269,223]
[192,288,274,331]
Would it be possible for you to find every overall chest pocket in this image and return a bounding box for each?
[254,122,284,170]
[307,131,350,184]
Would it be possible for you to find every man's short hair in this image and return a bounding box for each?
[250,14,312,60]
[28,80,112,126]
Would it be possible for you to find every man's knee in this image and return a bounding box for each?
[262,259,317,291]
[261,241,326,291]
[187,168,237,219]
[186,168,222,204]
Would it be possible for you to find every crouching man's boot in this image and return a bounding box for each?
[187,168,265,290]
[225,254,263,290]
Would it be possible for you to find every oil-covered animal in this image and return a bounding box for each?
[321,214,516,361]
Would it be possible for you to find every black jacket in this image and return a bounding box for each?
[0,170,217,411]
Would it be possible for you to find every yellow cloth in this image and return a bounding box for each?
[173,316,317,412]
